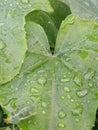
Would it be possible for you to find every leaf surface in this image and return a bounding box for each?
[69,0,98,19]
[0,15,98,130]
[0,0,53,84]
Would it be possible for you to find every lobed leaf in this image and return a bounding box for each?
[0,14,98,130]
[0,0,53,84]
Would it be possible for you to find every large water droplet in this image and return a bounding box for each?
[42,102,47,108]
[64,87,70,92]
[76,89,88,97]
[71,107,83,116]
[38,77,46,85]
[21,0,29,4]
[57,123,65,128]
[0,39,6,49]
[58,110,67,119]
[84,69,95,80]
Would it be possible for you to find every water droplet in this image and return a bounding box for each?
[21,0,29,4]
[61,78,70,82]
[64,87,70,92]
[67,95,71,99]
[76,89,88,97]
[71,99,74,102]
[16,2,19,5]
[66,57,71,61]
[71,107,83,116]
[42,102,47,108]
[61,95,65,100]
[58,110,67,119]
[74,74,82,86]
[84,69,95,79]
[78,50,88,59]
[88,23,98,41]
[65,15,75,25]
[10,3,13,7]
[38,128,42,130]
[42,110,46,115]
[88,82,93,87]
[0,23,4,27]
[75,118,80,122]
[30,88,39,93]
[95,57,98,61]
[57,123,65,128]
[15,87,18,91]
[38,77,46,85]
[0,39,6,49]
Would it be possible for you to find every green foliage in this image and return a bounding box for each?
[0,0,98,130]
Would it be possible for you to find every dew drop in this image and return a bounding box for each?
[64,87,70,92]
[42,110,46,115]
[57,123,65,128]
[71,107,83,116]
[61,95,65,100]
[42,102,47,108]
[95,57,98,61]
[15,87,18,91]
[38,128,42,130]
[88,24,98,41]
[0,23,4,27]
[84,69,95,79]
[67,94,71,99]
[88,82,93,87]
[71,99,74,102]
[76,89,88,97]
[38,77,46,85]
[78,50,88,59]
[0,39,6,49]
[74,74,81,86]
[58,110,67,119]
[75,118,80,122]
[61,78,70,82]
[10,3,13,7]
[66,15,75,25]
[66,57,71,61]
[21,0,29,4]
[30,88,39,93]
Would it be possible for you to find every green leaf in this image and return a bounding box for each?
[26,10,58,50]
[0,0,53,84]
[69,0,98,19]
[0,14,98,130]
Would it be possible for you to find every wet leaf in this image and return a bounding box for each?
[0,0,53,84]
[0,14,98,130]
[69,0,98,19]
